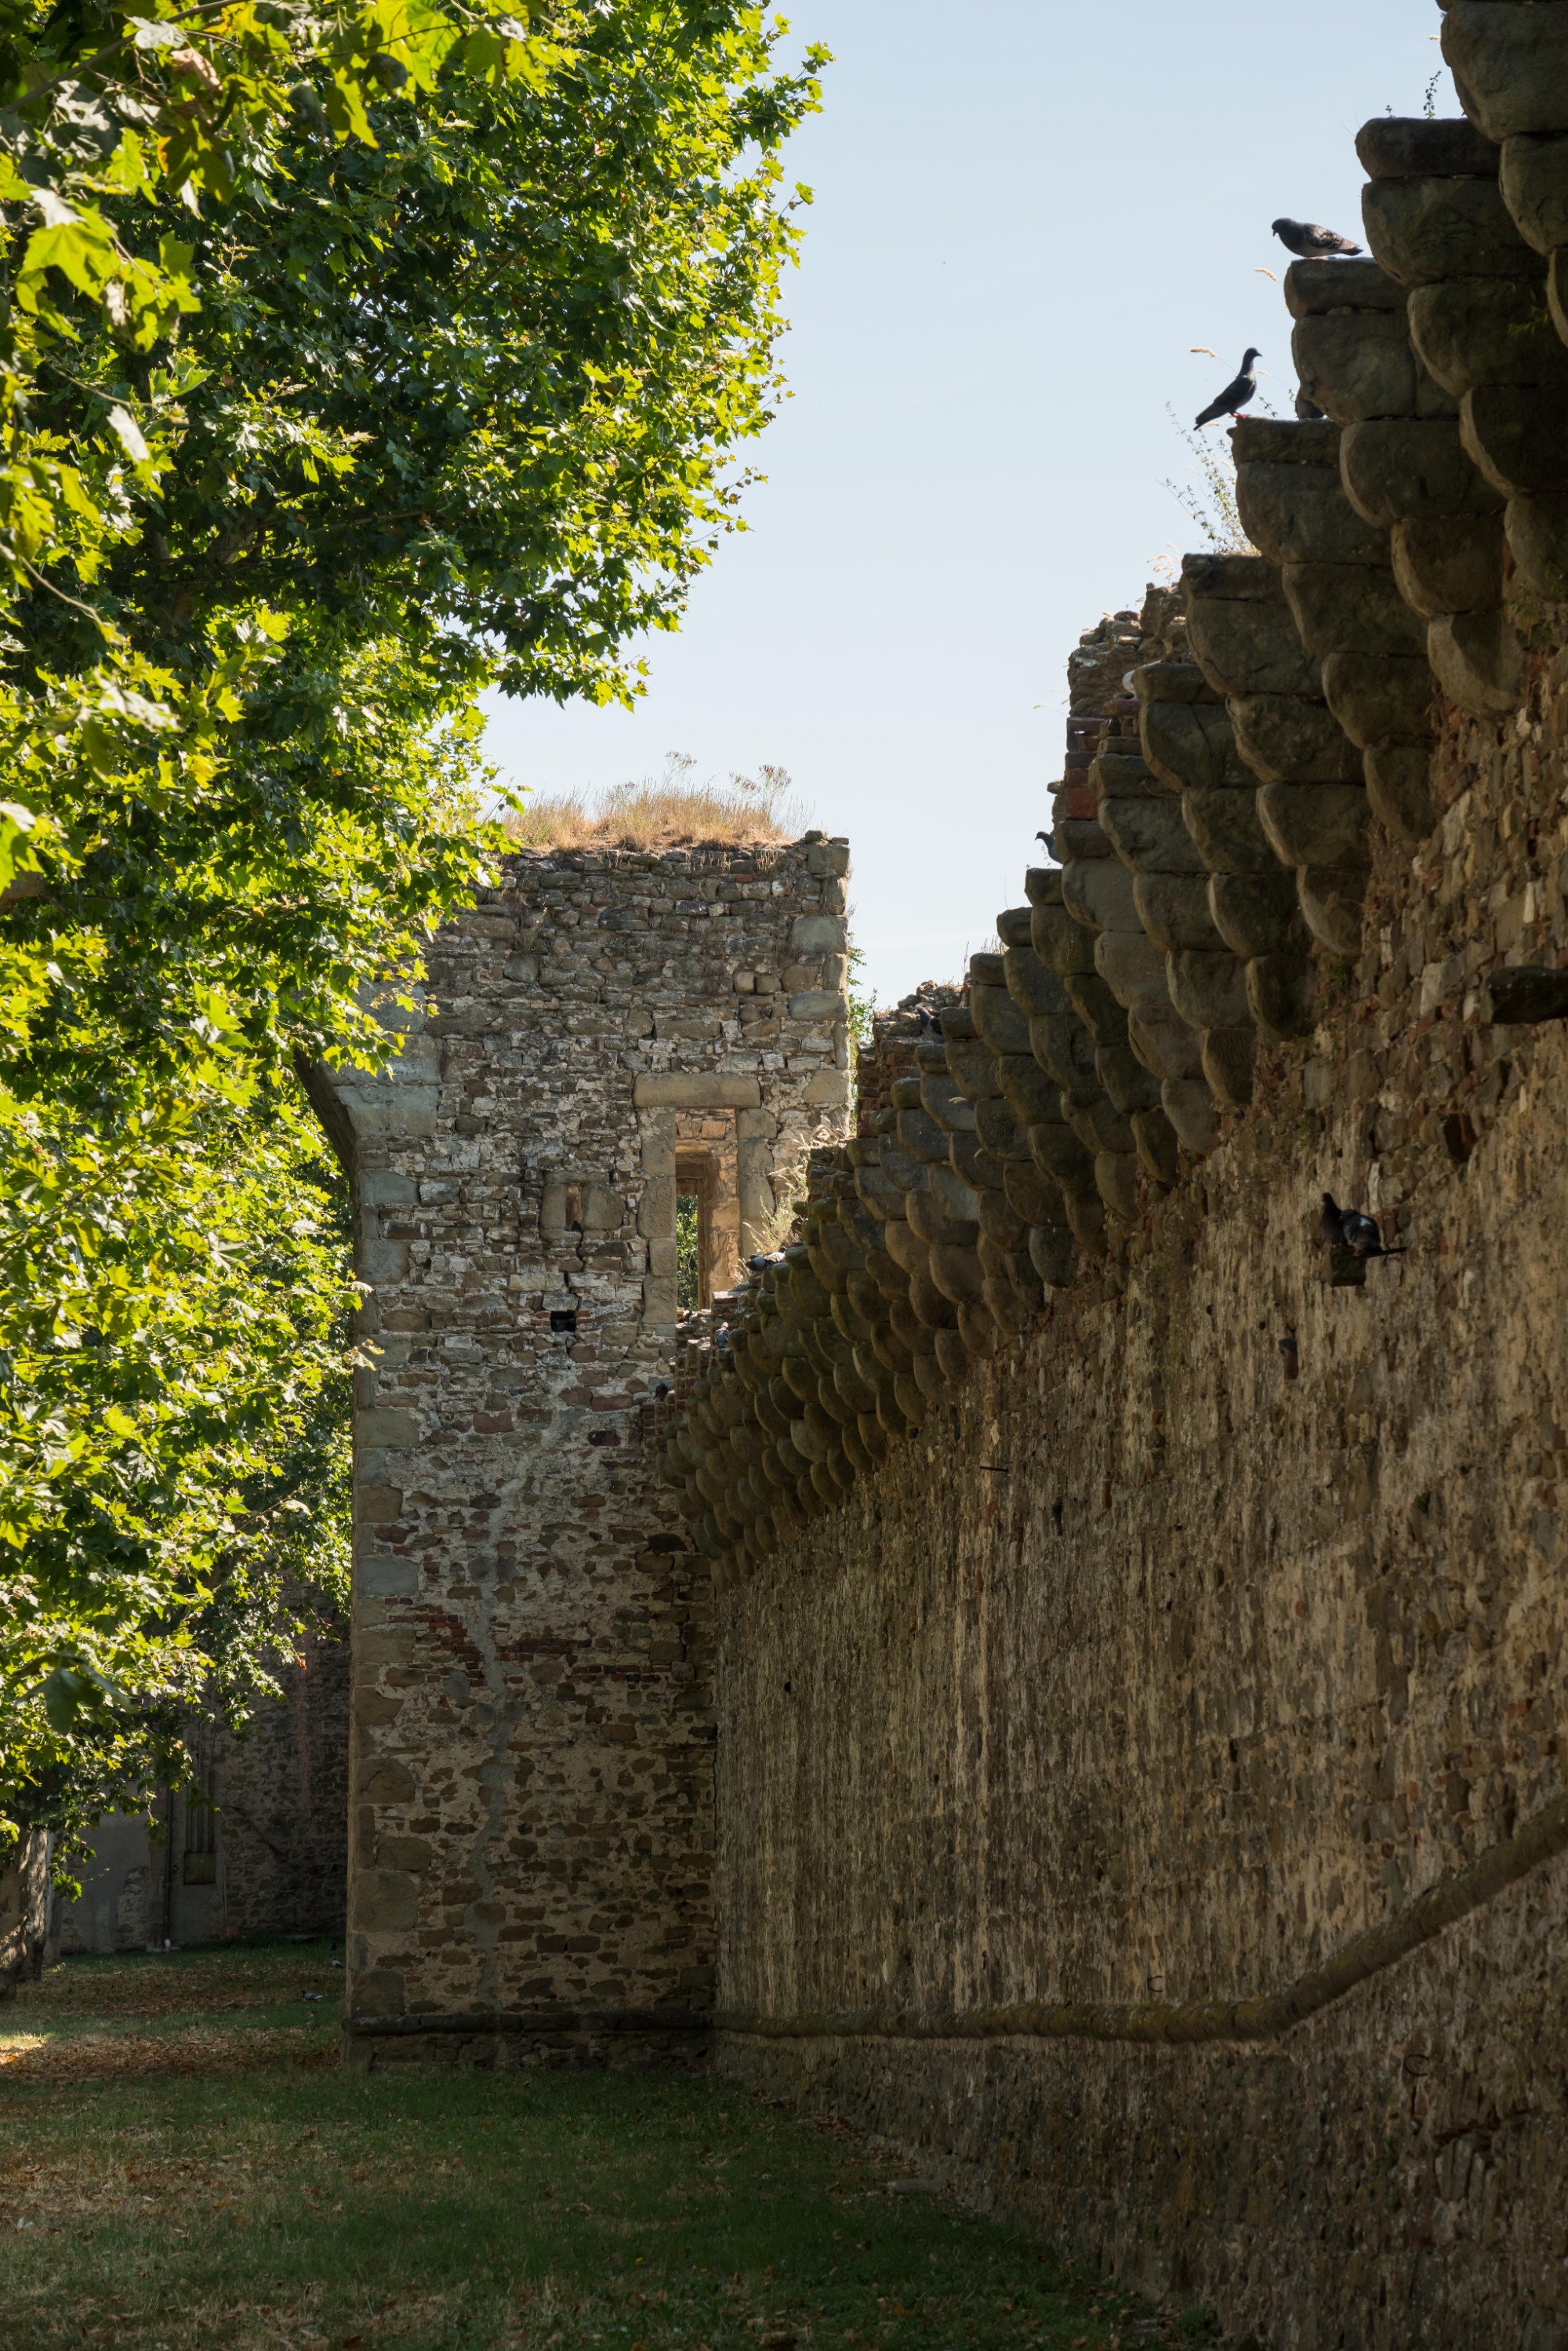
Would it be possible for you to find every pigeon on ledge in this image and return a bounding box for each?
[1273,216,1362,258]
[1294,388,1326,421]
[1196,349,1261,428]
[917,1007,944,1039]
[1321,1191,1404,1258]
[746,1249,786,1272]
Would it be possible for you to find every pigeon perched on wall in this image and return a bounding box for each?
[746,1249,786,1272]
[1273,216,1362,258]
[1320,1192,1404,1258]
[1195,350,1261,429]
[1294,388,1326,421]
[917,1007,944,1039]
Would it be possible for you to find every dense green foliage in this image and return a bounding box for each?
[0,0,823,1859]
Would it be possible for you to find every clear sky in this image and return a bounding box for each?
[480,0,1451,1011]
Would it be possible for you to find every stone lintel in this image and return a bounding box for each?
[633,1074,763,1108]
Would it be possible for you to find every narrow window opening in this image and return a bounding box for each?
[677,1193,701,1312]
[183,1756,218,1886]
[563,1183,583,1234]
[550,1308,577,1333]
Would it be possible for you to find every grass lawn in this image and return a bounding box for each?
[0,1946,1214,2351]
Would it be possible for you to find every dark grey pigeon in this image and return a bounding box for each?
[1294,388,1326,420]
[1196,349,1260,429]
[1321,1191,1404,1258]
[1273,216,1362,258]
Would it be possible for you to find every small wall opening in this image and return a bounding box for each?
[677,1192,702,1311]
[675,1148,719,1310]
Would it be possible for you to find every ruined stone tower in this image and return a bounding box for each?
[311,833,852,2062]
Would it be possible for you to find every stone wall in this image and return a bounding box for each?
[654,57,1568,2337]
[55,1613,350,1955]
[320,834,851,2064]
[699,656,1568,2350]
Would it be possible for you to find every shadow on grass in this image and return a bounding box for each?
[0,1953,1192,2351]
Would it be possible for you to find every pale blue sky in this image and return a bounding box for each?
[481,0,1450,1010]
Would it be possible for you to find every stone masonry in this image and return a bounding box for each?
[312,835,852,2063]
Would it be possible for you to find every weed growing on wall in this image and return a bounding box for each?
[1159,406,1255,553]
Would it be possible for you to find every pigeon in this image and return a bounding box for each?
[1195,349,1261,429]
[1034,827,1054,855]
[746,1249,786,1272]
[917,1006,944,1039]
[1320,1191,1405,1258]
[1273,216,1362,259]
[1294,388,1326,421]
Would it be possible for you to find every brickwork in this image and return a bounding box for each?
[318,834,851,2062]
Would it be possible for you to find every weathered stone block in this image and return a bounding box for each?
[1409,277,1568,398]
[1461,383,1568,496]
[1355,114,1500,184]
[1363,743,1439,842]
[1339,417,1502,529]
[1440,5,1568,143]
[633,1074,764,1108]
[1185,594,1321,700]
[1292,312,1420,424]
[1500,129,1568,255]
[357,1408,421,1449]
[1238,463,1388,571]
[1428,609,1526,718]
[1283,257,1407,318]
[1139,700,1247,793]
[1062,856,1141,935]
[1181,786,1282,876]
[1258,782,1371,870]
[1322,649,1437,747]
[1213,874,1307,964]
[1363,173,1537,285]
[1094,930,1174,1010]
[1505,489,1568,600]
[1390,511,1506,617]
[1133,874,1227,954]
[1296,863,1369,955]
[1098,793,1209,877]
[1283,561,1428,660]
[1228,695,1364,785]
[789,914,848,954]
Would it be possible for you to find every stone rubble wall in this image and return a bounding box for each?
[320,836,851,2062]
[658,42,1568,2342]
[55,1615,350,1954]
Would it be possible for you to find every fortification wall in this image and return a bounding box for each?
[708,663,1568,2349]
[321,835,851,2063]
[653,56,1568,2336]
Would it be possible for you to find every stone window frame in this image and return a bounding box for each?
[633,1074,777,1330]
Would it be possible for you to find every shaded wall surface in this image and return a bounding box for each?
[710,663,1568,2348]
[325,838,851,2064]
[56,1619,350,1953]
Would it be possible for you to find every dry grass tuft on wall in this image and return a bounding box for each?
[506,753,805,851]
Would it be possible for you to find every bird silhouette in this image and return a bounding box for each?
[1273,216,1362,258]
[917,1007,944,1039]
[1321,1191,1405,1258]
[1196,349,1261,429]
[1294,388,1326,421]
